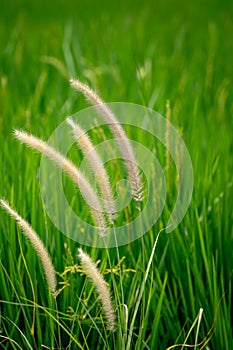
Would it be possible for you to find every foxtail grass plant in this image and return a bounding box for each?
[70,78,144,203]
[78,248,116,332]
[66,117,116,223]
[13,129,107,236]
[0,199,57,295]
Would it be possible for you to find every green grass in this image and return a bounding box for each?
[0,0,233,349]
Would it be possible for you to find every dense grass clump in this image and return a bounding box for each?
[0,0,232,349]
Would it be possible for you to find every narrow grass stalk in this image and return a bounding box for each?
[22,298,85,350]
[0,335,24,350]
[0,261,35,342]
[66,117,116,223]
[78,248,116,331]
[103,234,125,346]
[175,127,183,195]
[165,99,172,202]
[13,129,107,235]
[180,308,204,350]
[17,234,37,348]
[0,199,57,295]
[3,317,34,350]
[195,308,204,350]
[70,78,143,203]
[126,229,162,350]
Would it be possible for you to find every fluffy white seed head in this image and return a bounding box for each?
[13,129,107,235]
[78,248,116,331]
[0,199,57,295]
[66,117,116,222]
[70,78,143,202]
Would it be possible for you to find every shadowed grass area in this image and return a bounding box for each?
[0,0,232,349]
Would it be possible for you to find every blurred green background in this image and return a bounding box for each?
[0,0,232,349]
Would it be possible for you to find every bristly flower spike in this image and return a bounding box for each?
[70,78,144,203]
[13,129,107,237]
[0,199,57,295]
[78,248,116,331]
[66,117,116,223]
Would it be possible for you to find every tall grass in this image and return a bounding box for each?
[0,0,232,349]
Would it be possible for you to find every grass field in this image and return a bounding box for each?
[0,0,233,349]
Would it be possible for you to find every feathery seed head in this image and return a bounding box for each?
[66,117,116,222]
[70,78,144,203]
[0,199,57,295]
[13,129,107,234]
[78,248,116,331]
